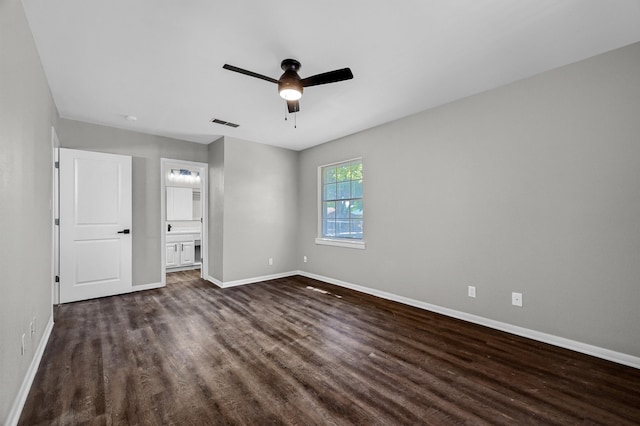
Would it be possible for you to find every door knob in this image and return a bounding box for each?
[117,229,131,234]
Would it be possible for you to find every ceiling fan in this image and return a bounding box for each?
[223,59,353,113]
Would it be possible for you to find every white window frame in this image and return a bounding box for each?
[315,157,366,250]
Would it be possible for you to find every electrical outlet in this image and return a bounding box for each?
[268,257,273,266]
[21,333,26,355]
[31,317,37,338]
[512,292,523,307]
[303,256,308,263]
[468,286,476,298]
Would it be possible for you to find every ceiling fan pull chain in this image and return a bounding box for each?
[294,112,297,129]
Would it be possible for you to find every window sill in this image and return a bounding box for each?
[315,238,366,250]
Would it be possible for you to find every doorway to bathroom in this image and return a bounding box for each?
[160,158,208,285]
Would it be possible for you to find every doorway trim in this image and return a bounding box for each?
[160,158,208,285]
[52,127,60,305]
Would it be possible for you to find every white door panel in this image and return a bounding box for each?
[60,148,132,303]
[75,239,121,283]
[75,158,120,224]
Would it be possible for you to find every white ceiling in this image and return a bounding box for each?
[21,0,640,151]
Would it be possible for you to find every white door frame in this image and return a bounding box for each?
[51,127,60,306]
[160,158,208,284]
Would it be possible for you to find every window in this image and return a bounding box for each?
[316,158,364,249]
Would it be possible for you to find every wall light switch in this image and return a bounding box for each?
[468,286,476,298]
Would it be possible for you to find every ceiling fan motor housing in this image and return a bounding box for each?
[278,59,303,97]
[281,59,301,72]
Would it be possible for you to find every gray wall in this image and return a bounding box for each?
[208,138,225,281]
[298,42,640,357]
[0,0,59,422]
[58,119,209,286]
[208,136,299,283]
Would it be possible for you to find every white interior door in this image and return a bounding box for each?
[59,148,132,303]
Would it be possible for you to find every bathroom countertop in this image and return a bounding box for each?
[167,228,201,235]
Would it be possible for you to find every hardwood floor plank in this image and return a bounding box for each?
[18,270,640,425]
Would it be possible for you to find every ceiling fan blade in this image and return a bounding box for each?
[300,68,353,87]
[222,64,278,84]
[287,100,300,113]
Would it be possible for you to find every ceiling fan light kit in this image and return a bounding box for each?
[223,59,353,114]
[279,88,302,101]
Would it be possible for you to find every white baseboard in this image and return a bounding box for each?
[6,316,55,426]
[207,275,224,288]
[206,271,298,289]
[298,271,640,369]
[132,282,164,292]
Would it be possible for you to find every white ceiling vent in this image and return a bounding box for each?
[211,118,239,128]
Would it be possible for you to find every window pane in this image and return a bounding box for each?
[323,219,336,237]
[336,200,351,219]
[323,183,336,200]
[324,167,336,184]
[349,200,363,218]
[351,220,363,239]
[337,182,350,199]
[350,162,362,180]
[323,201,335,218]
[336,165,351,182]
[351,180,362,198]
[336,220,350,237]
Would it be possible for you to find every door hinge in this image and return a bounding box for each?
[54,161,59,169]
[55,218,59,226]
[55,276,60,283]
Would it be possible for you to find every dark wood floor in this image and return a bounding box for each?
[20,270,640,425]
